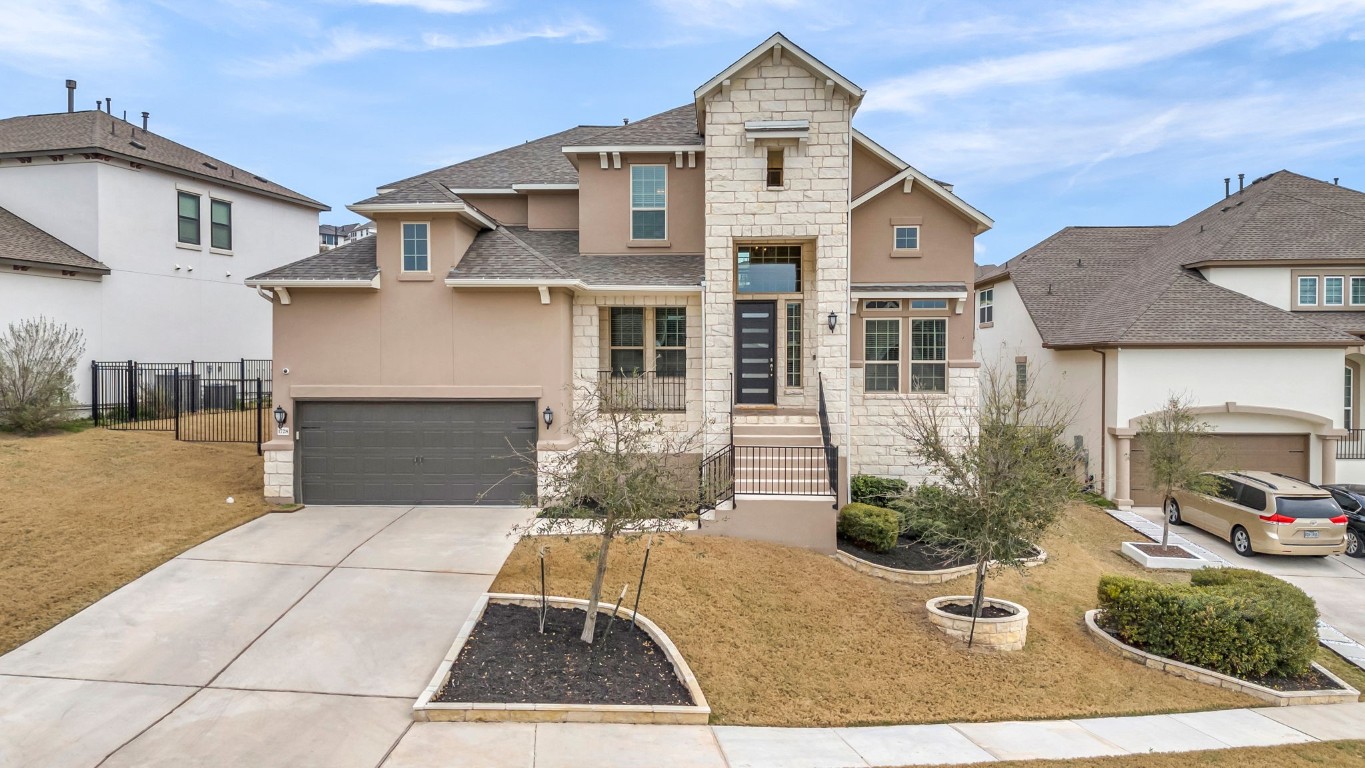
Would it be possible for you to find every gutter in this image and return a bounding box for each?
[244,275,381,290]
[443,278,701,294]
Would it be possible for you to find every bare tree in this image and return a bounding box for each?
[515,381,702,644]
[1135,393,1219,547]
[0,317,85,435]
[896,363,1081,646]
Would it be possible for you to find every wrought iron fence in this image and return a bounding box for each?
[91,359,272,453]
[597,370,686,412]
[698,444,735,512]
[1340,429,1365,460]
[734,445,834,496]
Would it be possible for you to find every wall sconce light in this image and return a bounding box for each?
[827,311,838,332]
[542,406,554,428]
[273,405,287,429]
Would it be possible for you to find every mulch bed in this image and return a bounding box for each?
[937,601,1017,619]
[434,602,694,706]
[1132,543,1198,558]
[1094,625,1345,692]
[837,535,974,571]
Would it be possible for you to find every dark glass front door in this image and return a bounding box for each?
[735,300,777,404]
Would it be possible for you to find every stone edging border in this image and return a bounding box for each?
[413,592,710,724]
[1084,609,1360,706]
[834,547,1047,585]
[926,596,1029,651]
[1119,541,1222,571]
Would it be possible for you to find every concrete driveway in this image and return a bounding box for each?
[0,505,530,768]
[1131,506,1365,651]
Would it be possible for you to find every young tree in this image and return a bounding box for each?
[0,317,85,435]
[1135,394,1219,547]
[896,363,1081,646]
[514,381,702,644]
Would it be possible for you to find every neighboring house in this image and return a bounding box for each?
[319,222,374,250]
[248,33,992,547]
[975,171,1365,509]
[0,101,326,403]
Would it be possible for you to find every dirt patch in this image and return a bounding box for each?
[916,740,1365,768]
[0,429,268,654]
[1131,543,1198,558]
[493,503,1259,726]
[837,536,974,571]
[435,603,692,706]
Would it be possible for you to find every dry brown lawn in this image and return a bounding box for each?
[0,428,270,654]
[494,503,1277,726]
[919,740,1365,768]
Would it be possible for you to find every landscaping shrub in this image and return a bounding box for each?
[837,503,900,553]
[0,317,85,435]
[888,484,954,544]
[850,474,908,507]
[1097,568,1318,679]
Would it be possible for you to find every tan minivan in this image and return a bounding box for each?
[1167,471,1348,557]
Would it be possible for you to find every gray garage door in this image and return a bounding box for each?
[296,401,538,505]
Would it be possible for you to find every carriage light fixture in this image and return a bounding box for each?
[273,405,287,429]
[827,311,838,332]
[542,407,554,428]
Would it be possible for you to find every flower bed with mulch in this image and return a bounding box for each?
[836,535,974,571]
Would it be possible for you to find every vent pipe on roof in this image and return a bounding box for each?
[95,100,101,112]
[104,98,111,114]
[121,110,126,122]
[1238,173,1245,193]
[65,80,76,113]
[1335,177,1340,186]
[141,111,149,130]
[1224,177,1230,198]
[623,118,630,125]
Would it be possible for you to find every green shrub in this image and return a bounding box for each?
[837,503,900,553]
[1080,491,1117,509]
[850,474,908,507]
[1097,568,1318,679]
[888,484,954,544]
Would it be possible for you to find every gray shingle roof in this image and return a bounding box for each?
[376,125,613,195]
[247,235,377,282]
[579,105,703,147]
[0,205,108,272]
[451,226,702,288]
[354,181,465,206]
[0,111,326,209]
[1000,172,1364,347]
[1300,311,1365,337]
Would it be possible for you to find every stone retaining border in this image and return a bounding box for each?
[834,547,1047,585]
[1084,609,1359,706]
[413,593,710,724]
[927,596,1029,651]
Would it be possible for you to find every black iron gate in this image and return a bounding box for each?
[91,360,273,454]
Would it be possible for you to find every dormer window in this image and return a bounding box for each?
[766,148,784,188]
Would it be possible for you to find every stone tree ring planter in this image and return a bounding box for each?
[926,596,1029,651]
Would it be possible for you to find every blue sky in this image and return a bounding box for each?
[4,0,1365,264]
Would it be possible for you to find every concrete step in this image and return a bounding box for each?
[733,422,822,436]
[734,435,825,448]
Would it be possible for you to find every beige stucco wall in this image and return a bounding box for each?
[528,192,579,230]
[461,195,528,226]
[851,140,898,199]
[576,153,705,255]
[851,185,977,285]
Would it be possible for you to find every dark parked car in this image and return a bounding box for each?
[1322,484,1365,557]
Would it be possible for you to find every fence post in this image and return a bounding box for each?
[189,359,197,414]
[239,358,246,412]
[128,360,137,422]
[174,368,181,440]
[90,362,99,425]
[256,378,263,456]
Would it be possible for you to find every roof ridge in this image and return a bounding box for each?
[495,226,574,279]
[381,124,596,190]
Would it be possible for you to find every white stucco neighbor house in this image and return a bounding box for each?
[0,102,326,404]
[976,171,1365,508]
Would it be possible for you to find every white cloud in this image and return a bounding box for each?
[0,0,156,73]
[423,19,605,48]
[356,0,492,12]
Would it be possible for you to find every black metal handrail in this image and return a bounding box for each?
[1340,429,1365,460]
[734,445,836,496]
[597,370,685,412]
[818,373,838,502]
[699,444,735,511]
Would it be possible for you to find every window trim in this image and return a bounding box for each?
[209,198,232,252]
[629,164,668,241]
[892,225,920,251]
[909,317,948,394]
[401,221,430,273]
[978,288,994,325]
[177,191,201,246]
[1325,275,1345,306]
[1298,275,1319,306]
[863,317,902,394]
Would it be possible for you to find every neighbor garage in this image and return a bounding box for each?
[1129,433,1309,506]
[295,401,538,505]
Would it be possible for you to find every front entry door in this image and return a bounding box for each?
[735,300,777,404]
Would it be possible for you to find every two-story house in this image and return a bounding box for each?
[976,171,1365,509]
[0,89,325,404]
[248,34,992,548]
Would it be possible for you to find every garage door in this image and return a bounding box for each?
[1130,433,1309,506]
[296,401,538,505]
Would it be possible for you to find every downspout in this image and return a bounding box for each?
[254,286,276,303]
[843,114,853,506]
[700,279,708,451]
[1090,347,1107,495]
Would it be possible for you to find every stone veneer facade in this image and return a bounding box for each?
[700,54,852,457]
[848,364,981,481]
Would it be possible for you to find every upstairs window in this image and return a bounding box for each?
[910,318,947,393]
[654,308,687,378]
[766,147,784,187]
[402,223,429,272]
[1326,276,1345,306]
[978,288,994,324]
[1352,277,1365,305]
[630,165,667,240]
[1298,275,1318,306]
[177,191,200,245]
[894,225,919,250]
[210,200,232,250]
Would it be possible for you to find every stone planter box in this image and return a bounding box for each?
[413,593,710,724]
[1120,541,1221,571]
[926,596,1029,651]
[835,548,1047,586]
[1085,610,1359,706]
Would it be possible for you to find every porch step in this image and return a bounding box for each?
[733,422,822,437]
[733,408,819,426]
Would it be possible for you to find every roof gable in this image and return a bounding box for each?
[0,204,108,273]
[572,105,702,148]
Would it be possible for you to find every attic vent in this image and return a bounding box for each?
[1076,258,1083,267]
[253,175,269,183]
[128,140,146,150]
[203,161,219,170]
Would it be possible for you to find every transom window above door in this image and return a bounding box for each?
[737,245,802,293]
